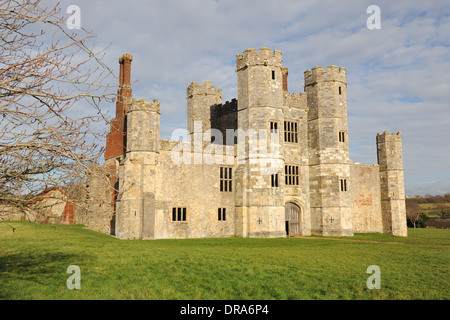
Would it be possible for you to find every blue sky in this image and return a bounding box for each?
[53,0,450,196]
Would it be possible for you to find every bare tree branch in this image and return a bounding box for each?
[0,0,115,206]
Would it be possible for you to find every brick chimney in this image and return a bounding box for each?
[282,68,288,92]
[105,54,133,160]
[116,54,133,115]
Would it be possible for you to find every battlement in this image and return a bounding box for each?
[376,131,402,143]
[186,80,222,99]
[128,98,160,114]
[236,47,282,71]
[304,65,346,86]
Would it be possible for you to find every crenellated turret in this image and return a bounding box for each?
[234,47,286,238]
[236,47,284,110]
[186,80,222,138]
[305,65,348,151]
[305,65,352,236]
[115,97,161,240]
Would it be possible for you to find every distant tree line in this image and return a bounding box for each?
[409,193,450,204]
[406,193,450,228]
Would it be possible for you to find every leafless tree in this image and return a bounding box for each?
[0,0,115,207]
[406,198,421,228]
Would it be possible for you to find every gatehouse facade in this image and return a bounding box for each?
[88,47,407,239]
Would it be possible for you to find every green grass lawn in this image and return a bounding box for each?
[0,221,449,300]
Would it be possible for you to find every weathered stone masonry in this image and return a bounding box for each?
[87,47,407,239]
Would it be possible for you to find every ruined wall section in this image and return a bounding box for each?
[350,163,383,233]
[83,170,115,234]
[377,131,407,236]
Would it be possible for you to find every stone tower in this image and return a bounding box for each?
[376,131,407,236]
[186,80,222,140]
[305,66,353,236]
[234,47,286,238]
[115,97,160,239]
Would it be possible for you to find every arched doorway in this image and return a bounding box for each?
[285,202,301,236]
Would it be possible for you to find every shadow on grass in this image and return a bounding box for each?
[0,250,95,299]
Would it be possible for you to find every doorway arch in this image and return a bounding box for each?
[285,202,301,236]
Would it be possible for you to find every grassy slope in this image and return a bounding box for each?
[418,202,450,217]
[0,221,449,300]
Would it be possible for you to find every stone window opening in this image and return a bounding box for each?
[271,173,279,188]
[172,207,187,221]
[218,208,226,221]
[220,167,232,192]
[270,121,278,133]
[284,121,298,143]
[285,165,299,185]
[272,70,275,80]
[339,131,346,143]
[339,86,342,95]
[340,179,347,192]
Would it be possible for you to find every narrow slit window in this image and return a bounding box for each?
[340,179,347,192]
[294,123,298,143]
[272,70,275,80]
[339,86,342,95]
[271,173,279,187]
[285,166,288,184]
[339,131,345,143]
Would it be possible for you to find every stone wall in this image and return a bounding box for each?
[210,98,238,145]
[153,144,236,239]
[0,204,30,222]
[350,163,383,233]
[82,169,115,234]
